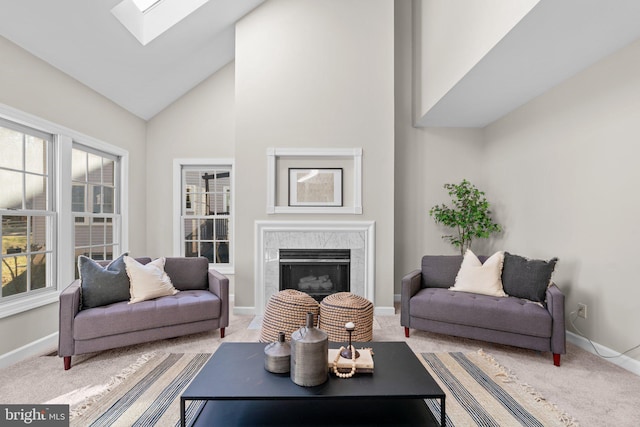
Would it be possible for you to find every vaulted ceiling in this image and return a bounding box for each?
[0,0,264,120]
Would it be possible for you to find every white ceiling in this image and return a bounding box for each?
[417,0,640,127]
[3,1,640,126]
[0,0,264,120]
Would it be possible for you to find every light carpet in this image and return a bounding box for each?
[68,349,577,427]
[421,350,578,427]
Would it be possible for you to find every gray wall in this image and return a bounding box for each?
[483,37,640,358]
[234,0,395,311]
[0,36,147,356]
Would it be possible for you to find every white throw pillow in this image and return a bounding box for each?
[449,249,507,297]
[125,256,179,303]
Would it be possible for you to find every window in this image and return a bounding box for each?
[0,119,54,302]
[71,146,120,275]
[0,106,129,318]
[175,160,233,272]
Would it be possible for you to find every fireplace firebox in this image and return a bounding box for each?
[279,249,350,302]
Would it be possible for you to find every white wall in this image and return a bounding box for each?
[415,0,538,119]
[483,37,640,359]
[234,0,395,311]
[145,62,236,258]
[0,36,147,356]
[394,1,486,292]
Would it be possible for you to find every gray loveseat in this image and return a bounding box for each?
[401,255,565,366]
[58,256,228,370]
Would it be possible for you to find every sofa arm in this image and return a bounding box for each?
[546,283,566,355]
[400,269,422,328]
[58,280,81,358]
[208,269,229,330]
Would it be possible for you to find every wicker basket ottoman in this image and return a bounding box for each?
[319,292,374,342]
[259,289,320,343]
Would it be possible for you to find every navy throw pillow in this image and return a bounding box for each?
[78,253,130,309]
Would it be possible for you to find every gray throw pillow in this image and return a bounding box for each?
[501,252,558,303]
[79,253,130,309]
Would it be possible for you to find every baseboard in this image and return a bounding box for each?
[374,306,396,316]
[233,306,256,316]
[0,332,58,370]
[567,331,640,376]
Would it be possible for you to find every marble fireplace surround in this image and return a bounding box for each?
[254,220,375,315]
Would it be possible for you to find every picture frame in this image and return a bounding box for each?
[288,168,343,207]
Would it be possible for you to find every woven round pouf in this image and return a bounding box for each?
[259,289,320,343]
[319,292,374,342]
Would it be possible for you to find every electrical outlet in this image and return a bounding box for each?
[577,303,587,319]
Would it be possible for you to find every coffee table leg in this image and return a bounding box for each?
[180,398,186,427]
[441,396,446,427]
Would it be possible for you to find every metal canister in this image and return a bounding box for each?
[264,331,291,374]
[290,312,328,387]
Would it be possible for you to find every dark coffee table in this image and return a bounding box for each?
[180,341,445,426]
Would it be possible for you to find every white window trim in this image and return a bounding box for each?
[266,147,363,214]
[173,158,234,275]
[0,102,129,319]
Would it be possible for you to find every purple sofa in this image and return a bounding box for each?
[401,255,565,366]
[58,257,228,370]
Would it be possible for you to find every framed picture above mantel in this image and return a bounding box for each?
[266,147,362,214]
[288,168,343,207]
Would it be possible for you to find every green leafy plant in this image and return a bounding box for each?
[429,179,502,256]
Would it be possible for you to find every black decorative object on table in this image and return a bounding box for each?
[340,321,360,360]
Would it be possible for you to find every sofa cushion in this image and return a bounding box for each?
[78,253,130,309]
[450,250,506,297]
[125,257,179,303]
[421,254,489,288]
[164,256,209,291]
[502,252,558,303]
[73,290,221,340]
[409,288,552,338]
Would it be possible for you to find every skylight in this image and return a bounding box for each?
[111,0,209,46]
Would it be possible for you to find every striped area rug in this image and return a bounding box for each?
[71,353,210,427]
[421,351,578,427]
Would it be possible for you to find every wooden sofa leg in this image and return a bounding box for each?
[553,353,561,367]
[64,356,71,370]
[404,327,410,338]
[220,327,225,339]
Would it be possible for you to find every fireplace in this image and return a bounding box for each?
[279,249,350,302]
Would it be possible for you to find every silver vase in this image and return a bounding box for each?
[264,331,291,374]
[290,312,328,387]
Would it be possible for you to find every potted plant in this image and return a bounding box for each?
[429,179,501,256]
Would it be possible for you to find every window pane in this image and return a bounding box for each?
[200,242,214,262]
[0,169,23,209]
[29,216,47,252]
[25,174,47,210]
[103,187,114,213]
[215,218,229,240]
[185,241,197,258]
[184,218,198,241]
[184,170,202,191]
[72,148,87,182]
[2,255,27,297]
[74,219,91,248]
[91,185,102,213]
[103,158,115,186]
[30,253,47,290]
[216,242,229,263]
[3,216,27,254]
[0,127,23,170]
[104,222,114,245]
[90,220,106,245]
[25,136,47,175]
[72,185,85,212]
[87,153,102,184]
[201,219,214,240]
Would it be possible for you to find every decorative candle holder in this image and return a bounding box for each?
[340,322,360,360]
